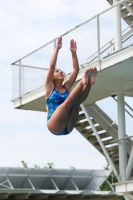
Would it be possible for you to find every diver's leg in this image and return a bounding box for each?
[66,67,97,132]
[47,68,92,134]
[66,82,91,132]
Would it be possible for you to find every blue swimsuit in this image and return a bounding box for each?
[46,87,69,136]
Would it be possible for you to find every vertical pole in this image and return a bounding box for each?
[117,93,127,181]
[19,60,21,97]
[113,0,122,51]
[21,65,24,95]
[96,15,101,70]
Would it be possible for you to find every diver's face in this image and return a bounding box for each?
[53,69,65,80]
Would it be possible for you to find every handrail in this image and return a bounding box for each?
[11,0,126,65]
[14,64,48,70]
[84,28,133,64]
[92,103,118,130]
[112,96,133,118]
[85,24,133,63]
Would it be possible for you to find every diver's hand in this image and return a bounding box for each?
[56,36,62,50]
[70,39,77,53]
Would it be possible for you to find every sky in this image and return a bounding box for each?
[0,0,133,170]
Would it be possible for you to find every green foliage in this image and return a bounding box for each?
[100,158,117,191]
[44,163,54,169]
[21,161,54,169]
[21,160,28,168]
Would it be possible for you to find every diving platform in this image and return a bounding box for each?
[12,44,133,111]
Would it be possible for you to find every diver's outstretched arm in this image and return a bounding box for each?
[45,37,62,89]
[64,39,79,91]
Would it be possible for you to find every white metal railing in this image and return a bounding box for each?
[84,24,133,64]
[12,0,133,99]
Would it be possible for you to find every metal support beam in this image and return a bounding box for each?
[113,0,122,51]
[28,178,35,190]
[51,178,59,191]
[106,179,115,191]
[7,178,14,189]
[117,93,127,181]
[126,146,133,180]
[71,179,79,190]
[80,103,121,182]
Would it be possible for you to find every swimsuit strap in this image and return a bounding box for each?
[63,86,68,93]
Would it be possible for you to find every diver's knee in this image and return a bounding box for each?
[65,99,72,108]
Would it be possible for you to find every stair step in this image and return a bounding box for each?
[75,121,89,128]
[103,139,114,146]
[112,158,119,162]
[77,113,86,121]
[99,132,110,139]
[109,153,119,158]
[121,5,133,15]
[106,145,119,153]
[124,15,133,22]
[91,138,113,146]
[82,126,103,134]
[86,131,110,140]
[75,119,96,128]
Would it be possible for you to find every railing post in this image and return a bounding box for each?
[22,65,24,95]
[19,60,22,97]
[96,14,101,70]
[19,60,24,97]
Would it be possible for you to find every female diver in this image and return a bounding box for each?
[45,37,97,136]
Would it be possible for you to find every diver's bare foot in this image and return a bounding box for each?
[90,67,97,85]
[82,68,92,85]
